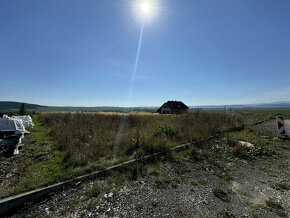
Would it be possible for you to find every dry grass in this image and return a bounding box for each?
[38,111,244,166]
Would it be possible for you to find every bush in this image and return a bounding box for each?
[190,147,205,161]
[232,145,275,159]
[131,164,143,180]
[213,188,230,202]
[154,125,177,139]
[266,199,286,217]
[86,184,102,198]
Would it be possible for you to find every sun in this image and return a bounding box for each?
[130,0,162,24]
[131,0,159,21]
[141,1,152,16]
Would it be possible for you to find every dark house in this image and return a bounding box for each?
[157,101,189,114]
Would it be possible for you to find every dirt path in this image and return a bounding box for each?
[11,121,289,218]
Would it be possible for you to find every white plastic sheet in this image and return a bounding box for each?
[1,114,34,134]
[0,115,33,155]
[12,115,34,128]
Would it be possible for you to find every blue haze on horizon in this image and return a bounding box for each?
[0,0,289,107]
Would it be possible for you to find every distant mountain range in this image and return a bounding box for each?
[0,101,290,112]
[0,101,157,112]
[0,101,46,112]
[189,101,290,109]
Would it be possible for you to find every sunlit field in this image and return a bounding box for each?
[39,111,244,166]
[1,110,271,198]
[238,109,290,118]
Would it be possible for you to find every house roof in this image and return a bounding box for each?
[157,101,189,112]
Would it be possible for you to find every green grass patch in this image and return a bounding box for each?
[29,115,55,144]
[265,198,286,217]
[86,183,103,198]
[39,111,245,166]
[197,178,208,185]
[272,183,289,191]
[219,209,235,218]
[238,109,290,119]
[10,151,71,195]
[213,188,230,202]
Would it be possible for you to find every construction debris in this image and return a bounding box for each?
[0,115,34,157]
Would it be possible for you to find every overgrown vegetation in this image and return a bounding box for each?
[219,209,235,218]
[86,183,103,198]
[3,110,277,197]
[265,198,287,217]
[271,183,289,191]
[39,111,244,166]
[213,188,230,202]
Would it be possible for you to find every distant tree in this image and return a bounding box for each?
[19,103,27,115]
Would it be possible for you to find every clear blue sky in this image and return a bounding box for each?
[0,0,289,106]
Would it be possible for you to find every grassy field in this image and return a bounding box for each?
[2,109,278,198]
[237,109,290,118]
[11,113,290,217]
[39,111,244,165]
[2,110,249,196]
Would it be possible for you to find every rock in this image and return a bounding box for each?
[239,141,254,148]
[108,192,113,198]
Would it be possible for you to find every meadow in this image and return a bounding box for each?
[2,110,269,196]
[237,109,290,118]
[39,111,244,166]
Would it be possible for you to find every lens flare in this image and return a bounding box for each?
[114,0,163,159]
[113,21,145,159]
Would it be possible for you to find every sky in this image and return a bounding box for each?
[0,0,290,107]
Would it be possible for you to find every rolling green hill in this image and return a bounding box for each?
[0,101,46,112]
[0,101,157,113]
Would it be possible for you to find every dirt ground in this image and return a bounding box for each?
[9,121,289,218]
[0,136,53,198]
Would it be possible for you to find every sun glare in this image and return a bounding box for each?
[131,0,160,22]
[141,1,151,15]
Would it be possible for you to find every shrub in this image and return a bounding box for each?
[232,145,275,159]
[266,199,286,217]
[219,209,235,218]
[272,183,289,191]
[213,188,230,202]
[154,125,177,139]
[171,181,178,188]
[190,147,205,161]
[86,184,103,198]
[197,178,207,185]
